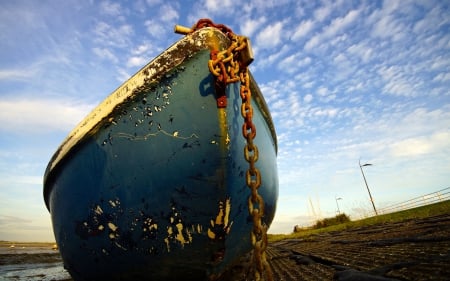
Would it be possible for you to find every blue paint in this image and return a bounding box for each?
[44,43,278,280]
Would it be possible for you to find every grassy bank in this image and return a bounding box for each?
[269,199,450,242]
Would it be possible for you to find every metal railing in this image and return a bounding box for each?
[378,187,450,215]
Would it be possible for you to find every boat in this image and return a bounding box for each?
[43,19,278,280]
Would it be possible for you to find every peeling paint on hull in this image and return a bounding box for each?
[43,28,278,281]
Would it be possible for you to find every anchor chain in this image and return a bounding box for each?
[186,19,273,281]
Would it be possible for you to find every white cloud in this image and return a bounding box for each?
[126,56,148,68]
[240,17,267,38]
[314,5,332,22]
[115,68,131,83]
[0,69,37,81]
[304,34,321,51]
[433,72,450,83]
[377,65,419,97]
[278,53,299,73]
[291,19,314,41]
[304,94,313,103]
[128,42,160,65]
[132,43,151,55]
[146,0,162,6]
[204,0,233,13]
[255,21,284,49]
[92,47,118,63]
[347,42,373,63]
[145,19,165,39]
[99,1,122,16]
[254,44,290,69]
[372,14,406,41]
[93,22,133,48]
[390,131,450,157]
[278,54,311,74]
[311,107,338,118]
[0,175,42,186]
[316,86,329,97]
[413,6,449,35]
[430,57,449,70]
[324,9,360,38]
[303,9,360,52]
[0,98,94,134]
[0,52,72,82]
[159,3,179,23]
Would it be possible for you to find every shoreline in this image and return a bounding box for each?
[0,241,58,249]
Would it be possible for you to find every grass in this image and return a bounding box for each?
[311,213,351,229]
[268,199,450,242]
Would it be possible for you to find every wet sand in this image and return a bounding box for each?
[0,242,71,281]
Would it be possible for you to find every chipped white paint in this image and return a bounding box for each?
[207,227,216,239]
[208,198,233,239]
[94,205,103,215]
[175,223,187,246]
[225,133,230,145]
[109,199,120,207]
[164,226,172,252]
[108,222,118,232]
[114,241,127,250]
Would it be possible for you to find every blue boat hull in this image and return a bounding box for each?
[44,28,278,280]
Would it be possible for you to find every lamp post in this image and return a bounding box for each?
[359,159,378,216]
[335,197,342,215]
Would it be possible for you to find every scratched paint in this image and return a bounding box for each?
[72,52,224,255]
[208,198,232,240]
[98,62,202,146]
[76,198,213,255]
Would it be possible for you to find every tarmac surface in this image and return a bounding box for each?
[227,213,450,280]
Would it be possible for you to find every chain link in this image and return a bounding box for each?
[190,19,273,281]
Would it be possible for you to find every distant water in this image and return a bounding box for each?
[0,244,72,281]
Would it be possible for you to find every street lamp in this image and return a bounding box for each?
[335,197,342,215]
[359,159,378,215]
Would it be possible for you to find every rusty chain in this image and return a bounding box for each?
[189,19,273,281]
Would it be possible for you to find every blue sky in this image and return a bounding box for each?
[0,0,449,242]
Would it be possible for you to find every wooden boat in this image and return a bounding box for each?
[43,19,278,280]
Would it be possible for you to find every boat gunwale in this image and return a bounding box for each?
[43,27,277,210]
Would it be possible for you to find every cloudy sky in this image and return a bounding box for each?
[1,0,449,241]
